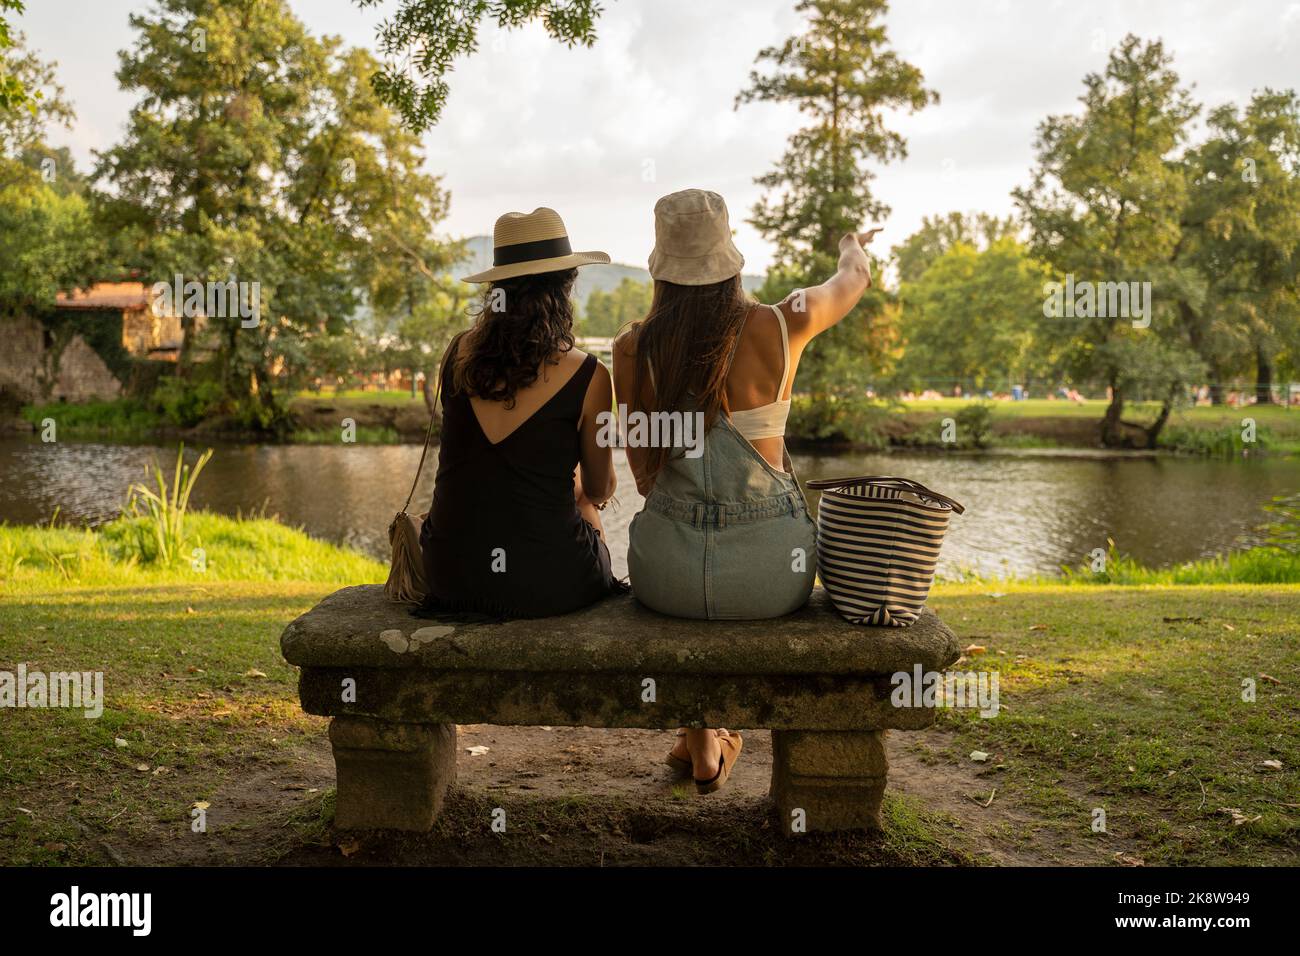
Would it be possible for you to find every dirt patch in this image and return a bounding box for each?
[91,723,1159,866]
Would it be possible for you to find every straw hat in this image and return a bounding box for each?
[461,207,610,283]
[647,189,745,286]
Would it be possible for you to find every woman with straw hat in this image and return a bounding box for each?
[418,207,626,619]
[613,188,879,792]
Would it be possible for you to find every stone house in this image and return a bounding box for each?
[0,281,184,406]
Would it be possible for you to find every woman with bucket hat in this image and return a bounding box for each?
[418,207,626,619]
[613,188,878,792]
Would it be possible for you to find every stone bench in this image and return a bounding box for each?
[280,585,961,835]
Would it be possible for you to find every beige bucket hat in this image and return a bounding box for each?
[647,188,745,286]
[462,207,610,283]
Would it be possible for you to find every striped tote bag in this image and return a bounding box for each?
[807,476,964,627]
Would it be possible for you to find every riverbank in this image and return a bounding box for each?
[14,394,1300,457]
[1,517,1296,866]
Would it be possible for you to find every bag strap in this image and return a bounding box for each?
[805,474,965,514]
[399,336,457,516]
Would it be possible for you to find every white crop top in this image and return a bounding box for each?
[727,305,792,441]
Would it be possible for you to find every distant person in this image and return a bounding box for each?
[419,208,625,618]
[613,188,877,793]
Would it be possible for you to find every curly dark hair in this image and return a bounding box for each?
[451,268,578,408]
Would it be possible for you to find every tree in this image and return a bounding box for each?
[893,236,1054,394]
[892,211,1018,285]
[0,32,99,326]
[356,0,602,131]
[736,0,936,396]
[94,0,459,430]
[582,278,651,337]
[1015,35,1203,447]
[1179,91,1300,404]
[0,0,35,112]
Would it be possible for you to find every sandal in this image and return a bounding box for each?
[665,729,692,774]
[694,729,743,794]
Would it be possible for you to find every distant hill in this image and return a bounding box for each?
[457,235,766,309]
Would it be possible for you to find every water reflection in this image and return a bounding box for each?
[1,437,1295,580]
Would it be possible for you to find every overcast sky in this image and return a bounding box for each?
[16,0,1300,271]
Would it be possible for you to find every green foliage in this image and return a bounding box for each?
[4,512,383,585]
[1014,36,1205,446]
[0,171,100,323]
[737,0,934,394]
[0,3,39,114]
[893,237,1053,393]
[151,377,224,428]
[787,393,892,448]
[953,401,994,449]
[582,278,651,337]
[1059,534,1300,585]
[1157,423,1278,457]
[95,0,459,424]
[122,445,213,565]
[892,212,1019,285]
[358,0,603,132]
[20,399,158,438]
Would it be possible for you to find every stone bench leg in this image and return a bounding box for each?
[770,729,887,835]
[328,715,456,831]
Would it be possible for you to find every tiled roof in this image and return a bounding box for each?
[56,282,153,312]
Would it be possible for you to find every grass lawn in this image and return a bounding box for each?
[1,518,1296,866]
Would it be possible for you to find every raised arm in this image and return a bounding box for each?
[782,228,882,344]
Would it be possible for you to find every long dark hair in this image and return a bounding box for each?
[452,268,578,408]
[628,274,751,477]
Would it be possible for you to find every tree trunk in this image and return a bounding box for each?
[1255,346,1276,404]
[1100,382,1127,448]
[1144,389,1177,448]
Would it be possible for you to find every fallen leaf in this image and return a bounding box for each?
[114,738,128,749]
[337,839,361,857]
[244,668,268,679]
[191,801,210,811]
[135,764,151,773]
[466,745,490,756]
[1222,623,1235,631]
[152,766,169,776]
[1113,851,1146,867]
[186,606,196,614]
[969,751,989,763]
[1259,760,1283,771]
[964,644,987,655]
[16,807,33,815]
[1259,673,1282,685]
[1028,624,1048,631]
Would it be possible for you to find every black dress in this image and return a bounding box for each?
[419,350,624,619]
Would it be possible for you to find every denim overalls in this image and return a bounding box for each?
[627,412,817,620]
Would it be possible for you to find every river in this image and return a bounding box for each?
[1,437,1295,580]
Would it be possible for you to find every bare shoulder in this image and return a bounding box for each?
[768,289,820,342]
[613,325,639,360]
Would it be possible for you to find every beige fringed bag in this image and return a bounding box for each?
[383,353,446,604]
